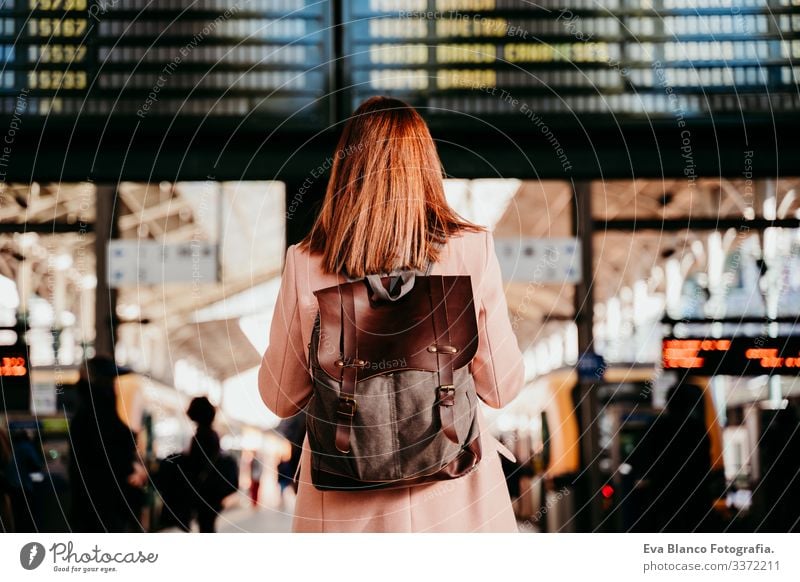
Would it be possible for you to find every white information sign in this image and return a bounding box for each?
[494,237,582,284]
[107,240,218,287]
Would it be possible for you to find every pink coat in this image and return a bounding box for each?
[258,229,526,532]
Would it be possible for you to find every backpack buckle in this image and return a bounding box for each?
[337,395,357,417]
[437,385,455,407]
[428,344,458,354]
[335,358,367,368]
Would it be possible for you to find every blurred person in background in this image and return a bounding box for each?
[498,434,532,513]
[275,412,305,509]
[69,356,148,532]
[627,378,712,532]
[154,396,238,532]
[276,450,295,509]
[6,429,45,532]
[183,396,238,533]
[0,427,13,531]
[759,405,800,532]
[249,452,263,508]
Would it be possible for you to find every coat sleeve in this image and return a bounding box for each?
[470,230,526,408]
[258,244,313,418]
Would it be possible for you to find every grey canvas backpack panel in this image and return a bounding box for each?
[305,267,483,491]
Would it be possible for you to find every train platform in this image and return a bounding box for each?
[217,504,294,534]
[158,492,295,533]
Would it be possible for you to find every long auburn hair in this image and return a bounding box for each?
[298,96,482,277]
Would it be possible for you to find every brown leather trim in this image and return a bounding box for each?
[312,364,462,384]
[429,275,459,444]
[310,435,483,492]
[334,284,358,454]
[313,275,478,383]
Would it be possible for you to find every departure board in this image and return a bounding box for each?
[0,0,332,125]
[343,0,800,121]
[663,336,800,376]
[0,340,31,412]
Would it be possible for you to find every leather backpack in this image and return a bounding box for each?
[306,265,483,491]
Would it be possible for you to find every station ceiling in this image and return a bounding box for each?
[3,176,800,382]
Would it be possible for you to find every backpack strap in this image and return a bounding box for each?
[428,275,459,444]
[334,283,362,453]
[332,243,441,452]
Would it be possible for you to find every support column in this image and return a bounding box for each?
[94,185,119,359]
[572,180,603,531]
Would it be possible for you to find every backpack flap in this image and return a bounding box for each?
[312,275,479,383]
